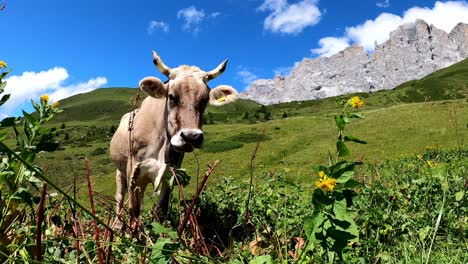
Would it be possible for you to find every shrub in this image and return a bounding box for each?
[91,146,107,156]
[202,140,243,153]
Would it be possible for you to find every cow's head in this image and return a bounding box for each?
[139,51,238,152]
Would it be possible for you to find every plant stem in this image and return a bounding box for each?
[35,182,47,262]
[85,158,104,264]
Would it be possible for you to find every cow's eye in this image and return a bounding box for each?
[168,94,177,103]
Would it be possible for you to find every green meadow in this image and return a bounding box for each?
[33,59,468,196]
[1,58,467,263]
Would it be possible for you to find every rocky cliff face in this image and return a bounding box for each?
[241,20,468,105]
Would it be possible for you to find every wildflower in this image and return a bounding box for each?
[349,96,364,108]
[426,160,438,167]
[416,154,423,160]
[40,94,49,104]
[0,61,7,68]
[51,101,60,109]
[319,170,326,179]
[315,173,337,192]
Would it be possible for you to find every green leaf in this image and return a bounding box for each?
[333,199,348,221]
[31,99,41,114]
[335,115,346,130]
[312,188,334,207]
[152,223,177,239]
[37,127,51,136]
[0,80,6,92]
[0,94,10,107]
[151,238,179,264]
[336,171,354,184]
[328,228,358,258]
[418,226,431,241]
[347,112,363,119]
[343,179,362,189]
[14,187,34,206]
[29,174,43,189]
[0,132,6,141]
[344,135,367,144]
[336,141,351,157]
[455,191,464,201]
[249,255,273,264]
[0,117,20,128]
[22,111,39,130]
[304,217,315,237]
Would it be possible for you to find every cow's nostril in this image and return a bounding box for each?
[181,130,204,148]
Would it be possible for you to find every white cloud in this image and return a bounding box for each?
[210,12,221,18]
[312,1,468,57]
[376,0,390,8]
[402,1,468,32]
[147,20,169,34]
[311,37,350,57]
[177,6,206,34]
[258,0,321,34]
[2,67,107,116]
[346,13,403,51]
[237,68,258,84]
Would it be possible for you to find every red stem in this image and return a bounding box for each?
[35,182,47,262]
[177,160,219,235]
[85,158,104,264]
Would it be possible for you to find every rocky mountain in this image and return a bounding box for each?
[241,19,468,105]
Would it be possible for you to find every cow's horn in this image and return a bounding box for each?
[152,51,172,77]
[206,59,228,81]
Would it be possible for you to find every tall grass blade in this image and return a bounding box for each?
[425,187,447,264]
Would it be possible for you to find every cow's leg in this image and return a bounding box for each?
[114,169,126,229]
[157,177,171,218]
[133,178,149,219]
[129,159,161,219]
[127,158,140,224]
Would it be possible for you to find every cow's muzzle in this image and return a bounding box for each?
[170,129,204,152]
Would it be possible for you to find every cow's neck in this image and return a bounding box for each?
[164,143,184,168]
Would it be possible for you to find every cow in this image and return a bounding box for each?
[110,51,238,224]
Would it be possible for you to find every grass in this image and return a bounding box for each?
[31,98,467,205]
[24,59,467,202]
[1,58,467,263]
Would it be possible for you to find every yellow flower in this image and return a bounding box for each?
[40,94,49,104]
[416,154,423,160]
[349,96,364,108]
[0,61,7,68]
[319,170,326,179]
[426,160,438,167]
[315,175,337,192]
[51,101,60,109]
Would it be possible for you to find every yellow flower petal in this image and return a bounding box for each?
[51,101,60,109]
[315,176,337,192]
[349,96,364,108]
[319,170,326,179]
[0,61,7,68]
[40,94,49,104]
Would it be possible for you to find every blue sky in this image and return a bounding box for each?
[2,0,468,116]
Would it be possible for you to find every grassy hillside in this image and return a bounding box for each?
[26,58,466,199]
[51,58,468,125]
[33,99,466,200]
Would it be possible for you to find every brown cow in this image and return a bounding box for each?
[110,51,238,223]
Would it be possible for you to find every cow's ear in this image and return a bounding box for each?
[209,85,238,106]
[139,77,167,98]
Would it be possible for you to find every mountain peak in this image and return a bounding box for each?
[241,19,468,105]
